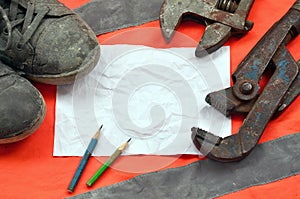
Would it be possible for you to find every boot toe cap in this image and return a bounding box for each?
[33,14,100,84]
[0,74,45,143]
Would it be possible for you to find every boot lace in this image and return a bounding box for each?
[0,0,49,51]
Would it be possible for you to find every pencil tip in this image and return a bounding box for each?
[127,138,132,143]
[93,125,103,139]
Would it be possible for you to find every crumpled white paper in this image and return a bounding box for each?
[54,45,231,156]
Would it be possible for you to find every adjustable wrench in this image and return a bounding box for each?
[159,0,254,57]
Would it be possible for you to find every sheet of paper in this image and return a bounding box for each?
[54,45,231,156]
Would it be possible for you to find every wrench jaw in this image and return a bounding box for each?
[195,20,254,57]
[159,0,184,43]
[205,88,235,117]
[196,23,232,57]
[160,9,234,57]
[191,128,245,162]
[159,16,180,43]
[205,87,257,116]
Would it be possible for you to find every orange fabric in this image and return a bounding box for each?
[0,0,300,198]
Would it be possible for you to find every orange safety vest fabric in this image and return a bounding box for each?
[0,0,299,198]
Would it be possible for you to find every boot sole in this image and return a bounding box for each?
[26,45,100,85]
[0,95,46,144]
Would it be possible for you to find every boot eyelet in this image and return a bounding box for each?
[16,43,24,51]
[20,63,27,70]
[2,28,8,36]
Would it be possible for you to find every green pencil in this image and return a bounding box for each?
[86,138,131,187]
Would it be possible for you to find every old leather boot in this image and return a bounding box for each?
[0,0,100,85]
[0,61,45,144]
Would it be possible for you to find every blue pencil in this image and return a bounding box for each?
[68,125,102,193]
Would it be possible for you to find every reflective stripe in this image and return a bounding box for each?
[69,133,300,199]
[74,0,164,35]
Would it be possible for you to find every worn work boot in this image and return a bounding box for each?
[0,0,100,85]
[0,61,46,144]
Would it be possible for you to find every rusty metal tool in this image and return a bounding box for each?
[192,1,300,162]
[159,0,254,57]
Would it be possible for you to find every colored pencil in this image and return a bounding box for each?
[86,138,131,187]
[67,125,103,192]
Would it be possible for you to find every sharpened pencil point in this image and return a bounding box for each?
[127,138,132,143]
[93,125,103,139]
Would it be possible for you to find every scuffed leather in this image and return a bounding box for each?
[0,62,44,138]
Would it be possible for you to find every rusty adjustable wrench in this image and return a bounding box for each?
[192,1,300,162]
[159,0,254,57]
